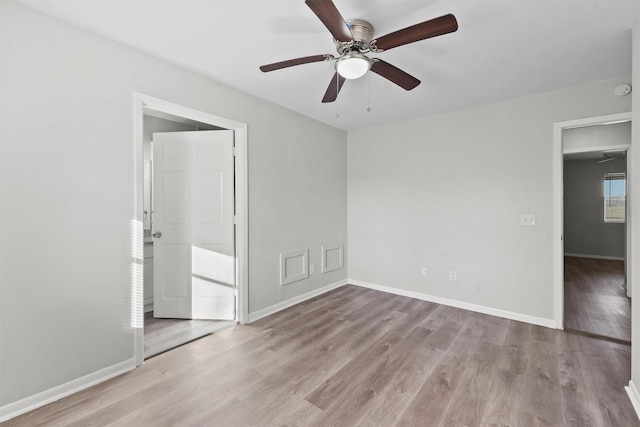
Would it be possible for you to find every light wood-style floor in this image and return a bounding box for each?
[6,285,638,426]
[144,312,235,359]
[564,256,630,343]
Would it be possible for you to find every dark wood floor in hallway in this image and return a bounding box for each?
[5,285,638,426]
[564,256,630,343]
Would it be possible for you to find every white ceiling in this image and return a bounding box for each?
[15,0,639,131]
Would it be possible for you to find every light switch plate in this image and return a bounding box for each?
[521,214,536,226]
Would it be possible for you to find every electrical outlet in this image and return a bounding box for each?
[449,271,457,281]
[521,214,536,226]
[309,264,315,275]
[421,267,427,276]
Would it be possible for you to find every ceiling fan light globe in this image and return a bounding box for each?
[336,54,371,79]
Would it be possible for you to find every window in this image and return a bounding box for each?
[604,172,625,223]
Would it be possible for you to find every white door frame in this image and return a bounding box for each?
[552,111,632,329]
[133,92,249,366]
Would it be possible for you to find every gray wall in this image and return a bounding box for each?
[348,77,631,322]
[564,157,626,259]
[246,96,348,312]
[0,0,347,409]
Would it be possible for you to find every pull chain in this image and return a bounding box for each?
[366,73,372,112]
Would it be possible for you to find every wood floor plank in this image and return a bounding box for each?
[357,343,445,426]
[518,338,563,426]
[420,305,473,352]
[304,314,408,410]
[438,340,502,426]
[314,326,440,427]
[396,354,467,426]
[478,360,525,425]
[186,397,253,427]
[471,311,509,346]
[4,285,638,427]
[579,336,637,427]
[556,333,605,427]
[564,256,630,342]
[501,321,532,376]
[143,312,235,359]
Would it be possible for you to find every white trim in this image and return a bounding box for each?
[626,381,640,421]
[0,358,135,423]
[248,279,348,323]
[350,279,556,329]
[628,144,634,299]
[553,119,564,329]
[321,244,345,273]
[557,112,632,130]
[564,253,625,261]
[553,111,632,329]
[133,93,249,365]
[280,248,310,286]
[133,93,145,366]
[234,125,249,324]
[564,144,630,156]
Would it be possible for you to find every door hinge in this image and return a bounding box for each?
[233,287,239,297]
[232,147,238,156]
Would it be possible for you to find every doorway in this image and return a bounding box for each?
[133,93,248,366]
[563,143,630,343]
[552,112,632,334]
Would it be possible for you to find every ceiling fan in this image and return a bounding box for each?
[598,150,626,163]
[259,0,458,103]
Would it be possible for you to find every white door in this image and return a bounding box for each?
[152,130,236,320]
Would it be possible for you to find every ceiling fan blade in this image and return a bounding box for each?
[598,155,625,163]
[305,0,352,43]
[260,55,332,72]
[372,14,458,51]
[322,72,346,103]
[370,60,420,90]
[598,157,618,163]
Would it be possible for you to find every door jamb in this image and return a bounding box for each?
[133,93,249,366]
[553,111,632,329]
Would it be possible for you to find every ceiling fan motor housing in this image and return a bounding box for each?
[342,19,374,52]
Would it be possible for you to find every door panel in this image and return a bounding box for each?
[164,244,188,298]
[152,130,235,320]
[199,171,223,224]
[163,171,187,224]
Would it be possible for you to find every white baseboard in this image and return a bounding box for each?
[248,279,348,323]
[626,381,640,420]
[349,279,556,329]
[0,357,135,423]
[564,253,625,261]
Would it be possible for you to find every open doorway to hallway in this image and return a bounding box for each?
[134,93,248,365]
[142,114,236,358]
[561,120,631,344]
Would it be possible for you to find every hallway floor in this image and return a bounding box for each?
[564,256,630,344]
[144,312,235,359]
